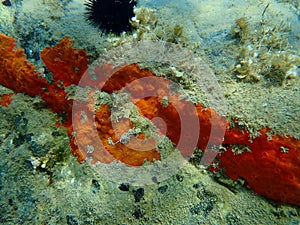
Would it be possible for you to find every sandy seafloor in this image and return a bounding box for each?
[0,0,300,224]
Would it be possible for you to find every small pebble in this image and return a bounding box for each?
[158,185,168,194]
[66,215,78,225]
[118,183,130,191]
[132,206,145,219]
[91,179,101,193]
[2,0,11,6]
[176,174,183,182]
[133,188,144,202]
[193,183,201,189]
[151,176,159,183]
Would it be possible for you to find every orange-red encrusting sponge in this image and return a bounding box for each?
[72,63,227,165]
[83,63,300,206]
[94,104,160,166]
[40,37,89,117]
[219,126,300,206]
[0,33,48,96]
[71,98,161,166]
[0,34,89,117]
[0,93,14,107]
[40,37,88,87]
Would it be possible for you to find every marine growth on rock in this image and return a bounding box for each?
[0,33,299,206]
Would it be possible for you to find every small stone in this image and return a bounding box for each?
[2,0,11,6]
[91,179,101,193]
[66,215,78,225]
[132,206,145,219]
[118,183,130,191]
[157,185,168,194]
[151,176,159,183]
[176,174,183,182]
[133,188,144,202]
[193,183,201,189]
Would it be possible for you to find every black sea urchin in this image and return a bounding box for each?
[84,0,137,34]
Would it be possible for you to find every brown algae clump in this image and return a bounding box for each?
[231,17,300,85]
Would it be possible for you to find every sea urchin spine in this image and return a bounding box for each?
[84,0,137,34]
